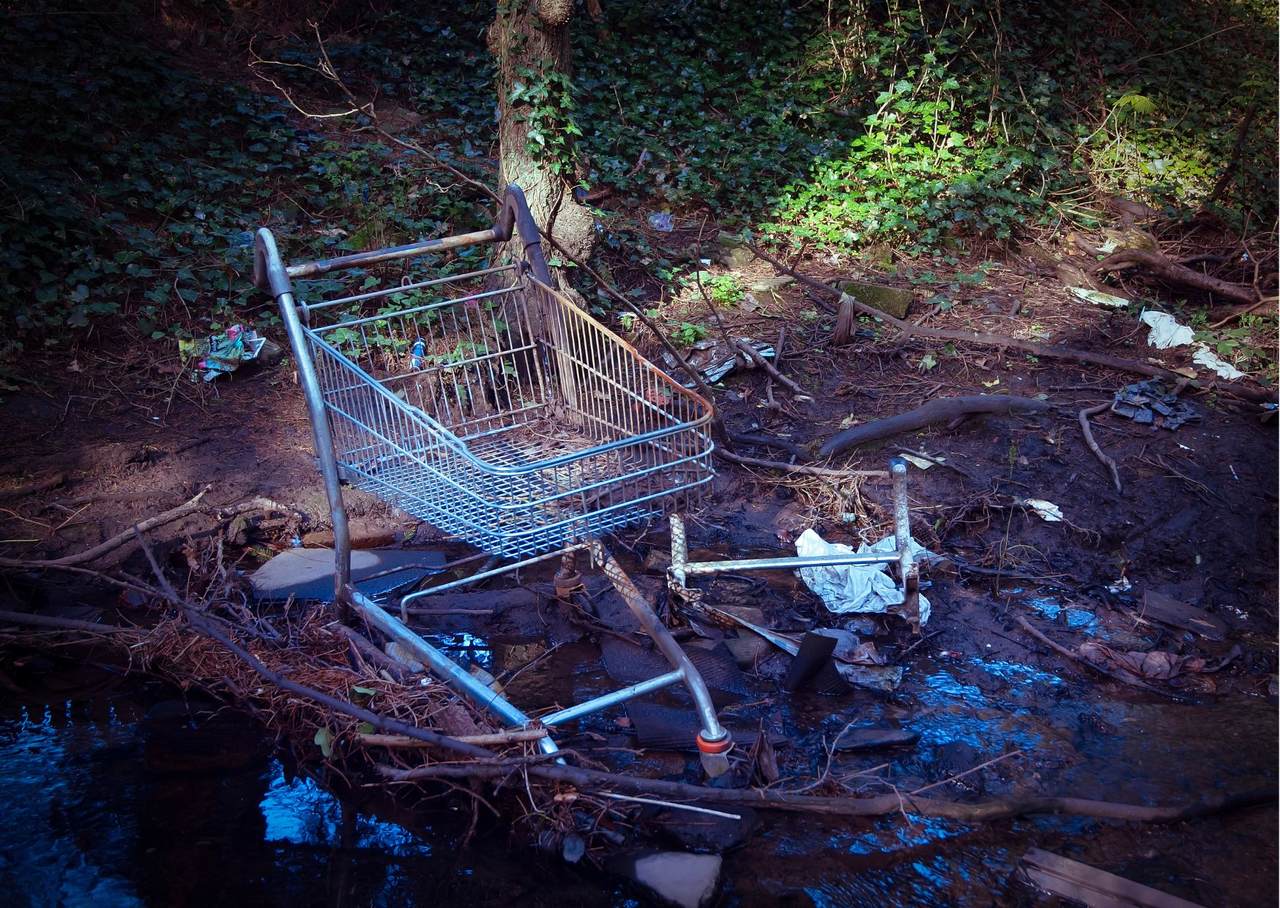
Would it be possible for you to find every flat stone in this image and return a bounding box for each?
[249,547,446,602]
[749,275,794,293]
[837,279,914,319]
[610,851,723,908]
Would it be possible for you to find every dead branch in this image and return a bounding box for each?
[733,338,812,401]
[819,396,1051,458]
[0,485,211,570]
[1015,616,1174,698]
[0,608,137,635]
[716,449,888,479]
[1096,248,1257,306]
[376,761,1272,824]
[360,729,549,748]
[1078,403,1122,493]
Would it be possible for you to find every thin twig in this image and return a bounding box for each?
[1078,403,1122,493]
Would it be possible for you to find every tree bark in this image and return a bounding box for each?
[489,1,596,264]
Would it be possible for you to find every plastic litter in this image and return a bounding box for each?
[1111,380,1198,430]
[1023,499,1064,522]
[1192,346,1246,380]
[646,212,675,232]
[1140,311,1195,349]
[1069,286,1129,308]
[181,324,267,382]
[794,529,932,625]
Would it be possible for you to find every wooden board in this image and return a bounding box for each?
[1020,848,1205,908]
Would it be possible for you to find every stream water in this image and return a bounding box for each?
[1,641,1274,907]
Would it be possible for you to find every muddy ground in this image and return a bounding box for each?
[0,250,1275,905]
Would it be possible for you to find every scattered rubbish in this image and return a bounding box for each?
[608,851,723,908]
[180,324,268,382]
[1137,590,1227,640]
[561,833,586,863]
[1140,311,1195,349]
[1191,346,1246,380]
[832,725,920,752]
[601,637,749,704]
[1019,847,1206,908]
[1021,499,1063,523]
[249,548,446,602]
[1069,286,1129,308]
[898,452,941,470]
[794,529,933,625]
[664,338,776,386]
[812,627,885,666]
[646,212,675,232]
[1111,380,1198,430]
[1107,577,1133,594]
[834,663,904,691]
[782,632,838,692]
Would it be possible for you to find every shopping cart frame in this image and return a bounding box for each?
[253,186,732,768]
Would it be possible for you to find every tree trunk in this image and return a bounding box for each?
[488,0,596,264]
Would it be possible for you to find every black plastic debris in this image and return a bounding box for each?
[1111,380,1198,430]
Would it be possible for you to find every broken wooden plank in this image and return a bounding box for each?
[1020,848,1206,908]
[1136,590,1227,641]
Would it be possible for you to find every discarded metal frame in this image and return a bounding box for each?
[254,186,734,772]
[667,458,922,631]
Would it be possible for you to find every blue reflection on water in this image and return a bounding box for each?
[970,658,1063,687]
[1025,597,1100,635]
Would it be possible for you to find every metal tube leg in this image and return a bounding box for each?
[890,457,920,633]
[591,541,732,775]
[668,514,688,592]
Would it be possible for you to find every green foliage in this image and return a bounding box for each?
[671,322,709,346]
[509,68,582,175]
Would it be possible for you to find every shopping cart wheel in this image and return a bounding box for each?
[696,731,733,778]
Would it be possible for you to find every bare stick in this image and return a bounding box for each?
[360,729,549,748]
[0,485,211,569]
[820,396,1051,457]
[376,761,1272,824]
[733,338,813,401]
[1015,616,1172,697]
[910,749,1024,795]
[0,609,136,635]
[716,449,888,479]
[1079,403,1122,493]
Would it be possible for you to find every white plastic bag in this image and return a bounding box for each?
[794,529,932,625]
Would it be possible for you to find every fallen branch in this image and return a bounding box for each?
[376,761,1272,824]
[819,396,1051,458]
[360,729,548,748]
[0,608,137,635]
[1078,403,1122,493]
[1015,616,1174,698]
[716,449,888,479]
[0,485,212,570]
[733,338,813,401]
[1096,248,1257,306]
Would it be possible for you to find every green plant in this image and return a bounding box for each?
[509,68,582,176]
[671,321,709,346]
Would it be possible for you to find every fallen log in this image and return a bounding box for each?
[375,761,1273,824]
[1095,248,1257,306]
[819,396,1051,458]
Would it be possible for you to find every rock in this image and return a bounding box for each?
[650,805,759,853]
[836,279,914,319]
[749,275,794,293]
[715,231,756,269]
[302,519,406,549]
[833,724,920,752]
[610,851,723,908]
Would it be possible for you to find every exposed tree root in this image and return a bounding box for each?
[1095,247,1258,306]
[1078,403,1123,493]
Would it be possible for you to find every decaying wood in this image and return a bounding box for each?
[819,396,1051,458]
[1020,847,1206,908]
[376,760,1272,824]
[1095,248,1258,306]
[1078,402,1123,493]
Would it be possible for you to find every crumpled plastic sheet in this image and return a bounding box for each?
[795,529,932,625]
[1140,310,1195,349]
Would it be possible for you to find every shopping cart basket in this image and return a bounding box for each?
[254,186,733,768]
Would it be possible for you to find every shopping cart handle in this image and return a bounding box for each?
[493,184,553,285]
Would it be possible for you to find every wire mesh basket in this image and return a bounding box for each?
[268,191,715,559]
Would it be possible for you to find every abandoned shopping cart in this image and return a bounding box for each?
[253,186,735,766]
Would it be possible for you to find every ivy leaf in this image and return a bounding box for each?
[352,685,376,696]
[313,726,334,758]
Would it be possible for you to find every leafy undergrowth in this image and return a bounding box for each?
[0,0,1275,360]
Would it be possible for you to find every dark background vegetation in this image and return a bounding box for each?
[1,0,1275,350]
